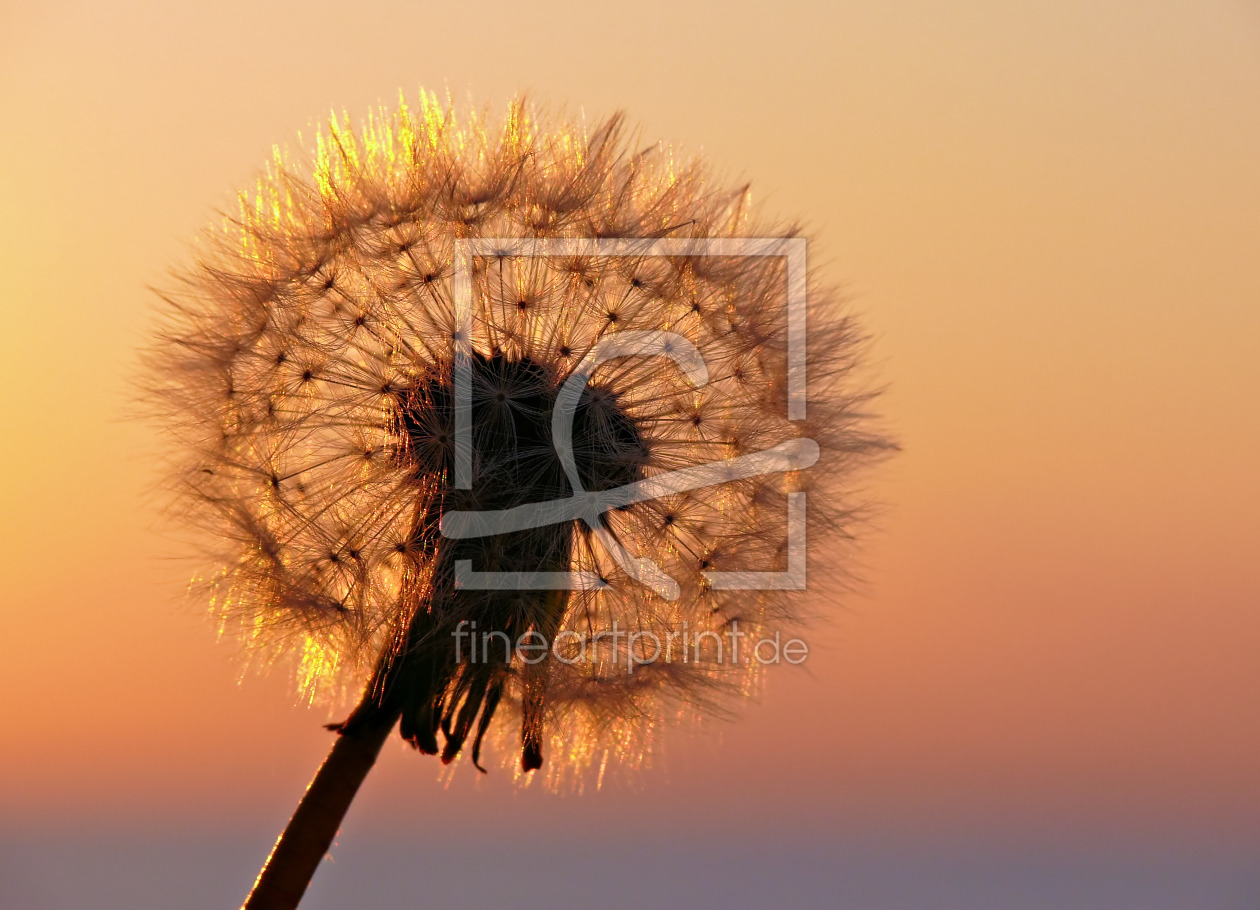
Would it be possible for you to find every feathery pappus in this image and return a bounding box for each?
[147,92,890,790]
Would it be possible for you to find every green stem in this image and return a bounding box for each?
[240,713,398,910]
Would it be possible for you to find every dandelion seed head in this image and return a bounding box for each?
[147,92,890,785]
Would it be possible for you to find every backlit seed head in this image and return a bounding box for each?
[146,92,892,787]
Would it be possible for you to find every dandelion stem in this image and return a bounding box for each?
[240,711,398,910]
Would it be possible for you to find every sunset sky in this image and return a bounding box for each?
[2,1,1258,907]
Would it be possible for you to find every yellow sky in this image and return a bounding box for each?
[1,0,1258,834]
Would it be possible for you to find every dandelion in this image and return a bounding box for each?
[146,92,890,909]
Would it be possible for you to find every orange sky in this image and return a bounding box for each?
[1,0,1258,839]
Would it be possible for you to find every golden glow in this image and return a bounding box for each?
[4,0,1259,823]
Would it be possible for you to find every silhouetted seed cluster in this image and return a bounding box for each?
[148,94,888,784]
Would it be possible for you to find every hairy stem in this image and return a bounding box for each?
[240,712,398,910]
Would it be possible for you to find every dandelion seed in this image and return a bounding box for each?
[145,92,891,910]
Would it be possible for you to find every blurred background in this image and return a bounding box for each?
[2,1,1258,907]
